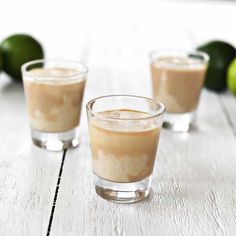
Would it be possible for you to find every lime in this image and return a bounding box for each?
[1,34,44,81]
[197,40,236,92]
[227,58,236,96]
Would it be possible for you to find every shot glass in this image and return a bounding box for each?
[86,95,165,203]
[22,59,88,151]
[150,49,209,132]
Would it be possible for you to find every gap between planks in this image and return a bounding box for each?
[218,96,236,138]
[43,95,235,236]
[46,32,92,236]
[46,150,67,236]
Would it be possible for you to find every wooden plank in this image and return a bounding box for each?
[50,1,236,235]
[51,29,236,236]
[0,75,62,236]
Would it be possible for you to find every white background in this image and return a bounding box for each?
[1,0,236,61]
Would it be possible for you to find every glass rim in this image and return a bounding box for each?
[21,59,88,79]
[86,94,166,121]
[149,48,209,63]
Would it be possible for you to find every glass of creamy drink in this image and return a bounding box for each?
[86,95,165,203]
[150,50,209,132]
[22,59,87,151]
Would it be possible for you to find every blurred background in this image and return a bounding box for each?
[1,0,236,101]
[1,0,235,62]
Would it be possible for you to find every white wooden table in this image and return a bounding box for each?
[1,1,236,236]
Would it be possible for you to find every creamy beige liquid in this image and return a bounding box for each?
[151,57,207,113]
[23,68,86,132]
[89,109,161,183]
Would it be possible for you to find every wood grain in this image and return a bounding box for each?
[220,92,236,137]
[0,75,62,236]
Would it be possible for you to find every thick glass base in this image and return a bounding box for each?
[163,110,196,132]
[31,127,79,151]
[94,173,152,203]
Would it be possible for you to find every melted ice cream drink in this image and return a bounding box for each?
[86,95,165,203]
[150,50,209,132]
[22,60,87,151]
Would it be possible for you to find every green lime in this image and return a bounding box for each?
[1,34,44,81]
[197,40,236,92]
[227,58,236,96]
